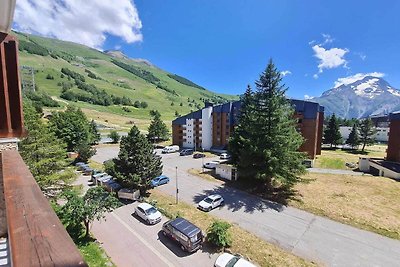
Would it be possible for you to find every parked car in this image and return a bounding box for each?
[118,188,141,201]
[151,175,170,187]
[82,166,93,176]
[75,162,86,168]
[193,153,206,159]
[162,145,180,154]
[220,153,231,160]
[77,163,89,171]
[214,253,256,267]
[198,194,224,212]
[180,149,194,156]
[134,203,162,225]
[204,161,220,169]
[91,172,107,182]
[162,217,204,252]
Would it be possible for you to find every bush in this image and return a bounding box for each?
[206,220,232,248]
[108,130,120,144]
[133,100,141,108]
[46,74,54,80]
[140,101,148,108]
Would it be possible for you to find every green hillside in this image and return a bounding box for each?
[14,31,237,131]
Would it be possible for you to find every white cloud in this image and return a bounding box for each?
[334,72,385,88]
[355,52,366,61]
[312,44,349,73]
[313,74,319,79]
[280,70,292,77]
[304,95,314,100]
[13,0,142,49]
[322,33,334,44]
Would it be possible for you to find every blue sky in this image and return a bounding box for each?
[14,0,400,99]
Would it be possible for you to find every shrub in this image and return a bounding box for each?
[46,74,54,80]
[108,130,120,144]
[206,220,232,248]
[140,101,148,108]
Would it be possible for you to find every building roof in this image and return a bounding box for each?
[168,217,201,237]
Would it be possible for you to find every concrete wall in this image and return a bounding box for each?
[201,107,213,150]
[183,118,194,148]
[340,126,389,143]
[215,164,237,181]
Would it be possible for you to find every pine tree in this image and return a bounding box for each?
[229,85,256,165]
[113,125,163,196]
[359,118,376,151]
[346,124,360,149]
[19,101,74,194]
[229,59,305,189]
[147,110,169,143]
[323,114,342,147]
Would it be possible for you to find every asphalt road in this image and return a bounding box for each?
[92,146,400,267]
[91,203,218,267]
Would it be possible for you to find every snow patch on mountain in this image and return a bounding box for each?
[353,78,383,98]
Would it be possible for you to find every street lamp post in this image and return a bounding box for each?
[202,148,204,173]
[175,166,179,204]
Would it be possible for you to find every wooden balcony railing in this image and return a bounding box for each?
[1,150,87,267]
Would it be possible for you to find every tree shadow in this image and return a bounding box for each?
[192,182,291,214]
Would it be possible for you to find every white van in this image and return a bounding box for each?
[162,145,180,154]
[203,161,220,169]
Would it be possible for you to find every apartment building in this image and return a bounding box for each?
[387,112,400,163]
[172,100,324,159]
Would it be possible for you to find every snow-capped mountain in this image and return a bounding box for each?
[311,76,400,119]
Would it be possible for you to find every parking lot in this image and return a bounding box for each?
[89,146,400,267]
[91,202,219,267]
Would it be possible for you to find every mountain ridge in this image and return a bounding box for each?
[311,76,400,119]
[14,31,237,125]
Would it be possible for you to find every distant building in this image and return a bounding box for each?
[172,100,324,159]
[339,126,389,143]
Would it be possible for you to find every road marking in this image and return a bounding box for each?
[111,213,175,267]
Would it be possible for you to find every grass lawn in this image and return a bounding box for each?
[314,144,387,169]
[291,172,400,240]
[148,190,318,267]
[77,237,116,267]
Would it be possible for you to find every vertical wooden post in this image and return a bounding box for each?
[0,33,24,138]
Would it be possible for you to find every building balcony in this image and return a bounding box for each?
[0,150,87,267]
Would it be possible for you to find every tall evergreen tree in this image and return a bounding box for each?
[112,125,162,196]
[229,60,305,189]
[359,118,376,151]
[19,101,74,194]
[323,114,342,147]
[346,124,360,149]
[147,110,169,143]
[229,85,256,165]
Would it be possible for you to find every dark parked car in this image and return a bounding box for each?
[151,175,170,187]
[162,217,204,252]
[180,149,194,156]
[193,153,206,159]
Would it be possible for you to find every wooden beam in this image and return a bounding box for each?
[2,150,87,267]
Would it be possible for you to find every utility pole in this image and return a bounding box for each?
[175,166,179,204]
